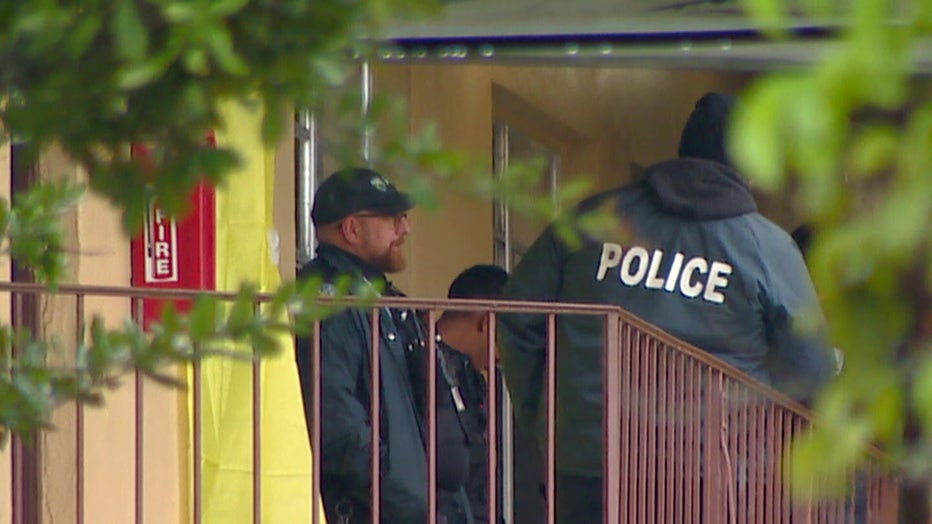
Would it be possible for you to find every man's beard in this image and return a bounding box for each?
[370,245,406,273]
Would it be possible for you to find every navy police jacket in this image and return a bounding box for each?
[498,158,835,478]
[296,243,428,523]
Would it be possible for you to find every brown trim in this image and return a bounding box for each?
[9,143,41,524]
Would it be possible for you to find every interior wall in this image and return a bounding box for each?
[374,64,496,298]
[370,64,799,285]
[489,66,753,185]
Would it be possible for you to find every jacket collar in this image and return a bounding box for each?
[315,242,387,283]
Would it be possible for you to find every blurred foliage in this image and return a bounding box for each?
[735,0,932,507]
[2,1,927,516]
[0,0,445,442]
[0,0,597,445]
[0,0,437,233]
[0,273,382,446]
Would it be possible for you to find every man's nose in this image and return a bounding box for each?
[396,214,411,235]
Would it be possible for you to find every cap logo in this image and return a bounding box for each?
[370,176,389,192]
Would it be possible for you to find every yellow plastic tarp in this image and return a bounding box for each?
[195,102,325,523]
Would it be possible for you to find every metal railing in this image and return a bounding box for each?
[0,282,899,523]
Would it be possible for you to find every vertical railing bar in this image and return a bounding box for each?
[646,339,656,524]
[629,327,640,524]
[735,386,743,523]
[637,334,647,524]
[487,312,498,524]
[370,308,381,524]
[132,298,144,524]
[664,346,674,524]
[76,293,85,524]
[10,292,22,524]
[723,374,735,524]
[311,319,322,524]
[772,406,781,524]
[684,358,694,524]
[603,313,621,524]
[654,341,672,523]
[621,323,637,524]
[193,351,203,524]
[619,323,632,524]
[427,310,438,524]
[738,386,746,524]
[692,360,702,524]
[545,313,556,524]
[748,394,764,522]
[704,369,715,524]
[252,302,262,524]
[763,402,771,524]
[778,405,785,524]
[674,351,684,524]
[782,414,792,524]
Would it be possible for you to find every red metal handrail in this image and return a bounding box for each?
[0,282,900,524]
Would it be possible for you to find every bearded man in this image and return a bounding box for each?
[296,167,452,523]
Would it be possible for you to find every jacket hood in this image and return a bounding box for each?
[643,158,757,220]
[678,92,736,166]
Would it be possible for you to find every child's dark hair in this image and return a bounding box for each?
[447,264,509,300]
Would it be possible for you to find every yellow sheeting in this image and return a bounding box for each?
[196,102,325,523]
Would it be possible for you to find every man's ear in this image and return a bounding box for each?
[341,217,361,245]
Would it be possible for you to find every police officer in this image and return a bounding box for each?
[435,265,509,524]
[295,167,470,523]
[498,93,835,522]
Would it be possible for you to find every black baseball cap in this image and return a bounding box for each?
[311,167,414,226]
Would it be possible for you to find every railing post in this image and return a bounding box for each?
[486,312,499,524]
[369,308,381,524]
[132,298,144,524]
[311,319,322,524]
[252,302,262,524]
[76,294,85,524]
[545,314,557,524]
[427,310,438,524]
[603,312,622,524]
[193,353,203,524]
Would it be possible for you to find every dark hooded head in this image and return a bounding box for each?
[678,92,736,166]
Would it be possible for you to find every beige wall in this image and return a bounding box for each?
[1,147,187,524]
[376,64,496,298]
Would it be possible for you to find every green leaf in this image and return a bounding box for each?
[729,79,792,192]
[914,354,932,436]
[112,0,149,63]
[848,126,899,177]
[738,0,791,37]
[205,25,248,75]
[188,296,219,340]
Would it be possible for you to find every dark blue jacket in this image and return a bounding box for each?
[296,244,428,523]
[498,158,835,477]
